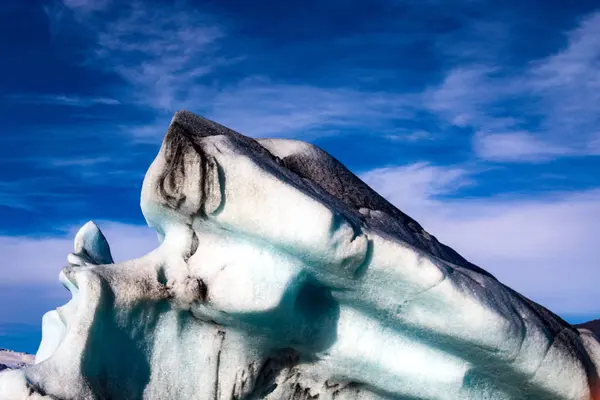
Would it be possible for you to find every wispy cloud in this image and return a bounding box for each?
[62,0,112,13]
[206,77,415,138]
[426,10,600,162]
[0,179,84,212]
[361,163,600,315]
[45,156,112,167]
[45,1,421,140]
[7,94,120,107]
[45,0,112,37]
[118,77,416,141]
[0,153,145,214]
[528,12,600,139]
[384,130,433,142]
[424,66,520,131]
[88,1,227,112]
[32,155,147,185]
[40,2,600,151]
[360,162,473,207]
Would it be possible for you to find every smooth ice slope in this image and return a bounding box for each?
[1,110,599,399]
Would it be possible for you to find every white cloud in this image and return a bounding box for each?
[360,162,473,208]
[426,10,600,162]
[0,222,158,285]
[361,163,600,315]
[473,131,573,162]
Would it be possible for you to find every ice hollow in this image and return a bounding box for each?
[1,110,599,399]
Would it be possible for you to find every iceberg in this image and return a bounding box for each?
[1,110,599,399]
[0,349,34,372]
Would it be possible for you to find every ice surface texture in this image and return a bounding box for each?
[1,110,599,399]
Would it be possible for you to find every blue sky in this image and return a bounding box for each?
[1,0,600,353]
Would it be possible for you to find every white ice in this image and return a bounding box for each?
[1,110,599,400]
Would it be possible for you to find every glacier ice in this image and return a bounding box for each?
[1,110,599,399]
